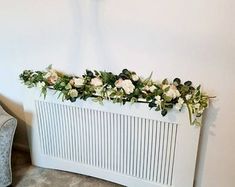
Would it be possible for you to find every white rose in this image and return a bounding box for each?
[91,77,103,87]
[37,82,45,90]
[73,77,84,88]
[68,89,78,98]
[185,94,192,100]
[131,74,139,81]
[115,79,123,88]
[149,85,156,93]
[121,79,135,94]
[164,85,180,99]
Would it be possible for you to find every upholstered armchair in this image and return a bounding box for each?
[0,105,17,187]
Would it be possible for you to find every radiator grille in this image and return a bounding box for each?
[35,100,178,186]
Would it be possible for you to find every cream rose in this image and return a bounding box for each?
[73,77,84,88]
[115,79,123,88]
[90,77,103,87]
[115,79,135,94]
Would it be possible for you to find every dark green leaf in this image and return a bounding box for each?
[161,109,167,116]
[184,81,192,86]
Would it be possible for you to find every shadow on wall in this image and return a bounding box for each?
[0,94,29,150]
[194,101,219,187]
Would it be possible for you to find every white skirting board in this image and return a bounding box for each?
[22,88,201,187]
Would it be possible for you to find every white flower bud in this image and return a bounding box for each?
[69,89,78,98]
[131,74,139,81]
[185,94,192,100]
[178,97,184,105]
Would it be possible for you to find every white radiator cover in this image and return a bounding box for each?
[23,88,201,187]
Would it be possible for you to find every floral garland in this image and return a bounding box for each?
[19,65,212,126]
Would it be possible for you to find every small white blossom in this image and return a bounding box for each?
[155,95,162,106]
[149,85,156,93]
[131,74,139,81]
[185,94,192,100]
[68,89,78,98]
[175,97,184,111]
[178,97,184,105]
[91,77,103,87]
[194,103,200,109]
[73,77,85,88]
[175,103,182,111]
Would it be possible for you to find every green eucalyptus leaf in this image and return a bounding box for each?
[173,78,181,86]
[184,81,192,86]
[161,109,167,116]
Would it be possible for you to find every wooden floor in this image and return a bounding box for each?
[11,149,122,187]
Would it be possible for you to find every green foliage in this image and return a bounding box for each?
[19,66,212,126]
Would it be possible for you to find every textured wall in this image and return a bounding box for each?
[0,1,234,186]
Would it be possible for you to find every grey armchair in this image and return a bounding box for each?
[0,105,17,187]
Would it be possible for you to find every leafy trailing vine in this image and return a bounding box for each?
[20,65,212,126]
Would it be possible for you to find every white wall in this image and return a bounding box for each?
[0,0,234,186]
